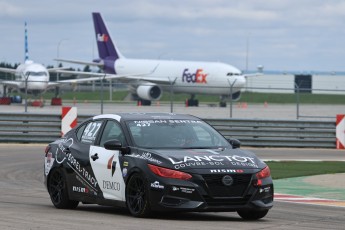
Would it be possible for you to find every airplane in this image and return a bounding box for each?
[55,12,259,107]
[0,22,63,105]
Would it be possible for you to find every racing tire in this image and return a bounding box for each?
[125,173,151,217]
[237,209,269,220]
[48,169,79,209]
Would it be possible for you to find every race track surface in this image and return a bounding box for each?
[0,144,344,229]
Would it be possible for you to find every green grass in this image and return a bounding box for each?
[13,90,345,104]
[266,161,345,179]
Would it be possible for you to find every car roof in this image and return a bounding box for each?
[92,113,201,122]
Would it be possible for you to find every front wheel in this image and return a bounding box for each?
[126,173,151,217]
[48,169,79,209]
[237,209,269,220]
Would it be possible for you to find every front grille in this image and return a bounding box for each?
[202,174,252,197]
[203,195,252,206]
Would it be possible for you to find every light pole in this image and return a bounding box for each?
[56,39,69,81]
[227,79,237,118]
[168,77,177,113]
[24,72,30,113]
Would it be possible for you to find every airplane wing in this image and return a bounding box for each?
[54,58,104,67]
[47,67,72,72]
[0,67,16,74]
[55,68,171,85]
[243,72,263,77]
[0,80,21,88]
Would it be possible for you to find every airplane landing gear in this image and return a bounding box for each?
[137,99,151,106]
[51,86,62,105]
[186,94,199,107]
[219,95,227,107]
[219,101,227,107]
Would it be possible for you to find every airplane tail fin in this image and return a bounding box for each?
[92,12,123,61]
[24,22,29,61]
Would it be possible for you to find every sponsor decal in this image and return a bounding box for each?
[130,152,162,164]
[168,155,258,169]
[171,186,195,194]
[210,169,244,173]
[122,168,128,177]
[72,186,89,193]
[54,139,98,189]
[123,161,129,167]
[182,68,208,84]
[107,154,116,177]
[103,180,120,191]
[133,119,202,127]
[55,138,74,164]
[260,187,271,194]
[97,33,109,42]
[150,181,164,189]
[75,175,97,195]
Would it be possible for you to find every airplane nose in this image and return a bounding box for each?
[228,75,246,87]
[236,75,246,87]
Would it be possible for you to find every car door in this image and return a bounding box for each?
[66,119,104,198]
[89,120,126,201]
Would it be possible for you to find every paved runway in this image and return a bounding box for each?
[2,101,344,120]
[0,144,345,230]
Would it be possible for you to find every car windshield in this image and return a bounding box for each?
[126,119,229,149]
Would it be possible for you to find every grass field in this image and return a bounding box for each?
[31,90,345,104]
[266,161,345,179]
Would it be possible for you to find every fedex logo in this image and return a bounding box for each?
[182,68,207,83]
[97,33,109,42]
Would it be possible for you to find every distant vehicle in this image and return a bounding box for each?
[0,22,62,99]
[44,112,273,219]
[56,12,261,107]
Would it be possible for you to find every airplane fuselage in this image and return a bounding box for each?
[114,59,246,96]
[14,61,50,94]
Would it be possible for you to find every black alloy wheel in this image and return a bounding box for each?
[48,169,79,209]
[237,209,269,220]
[126,173,151,217]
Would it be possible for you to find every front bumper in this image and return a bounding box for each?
[148,173,274,212]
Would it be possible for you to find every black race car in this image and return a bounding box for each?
[44,113,273,220]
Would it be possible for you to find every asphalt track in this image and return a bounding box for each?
[1,144,345,230]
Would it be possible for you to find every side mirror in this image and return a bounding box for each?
[104,139,122,150]
[104,139,130,154]
[228,138,241,149]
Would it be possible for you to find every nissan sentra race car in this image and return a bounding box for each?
[44,113,273,219]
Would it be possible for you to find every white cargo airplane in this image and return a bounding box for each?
[0,23,62,98]
[56,12,259,107]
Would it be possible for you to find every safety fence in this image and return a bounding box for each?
[0,113,336,148]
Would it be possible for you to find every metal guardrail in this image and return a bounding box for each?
[204,118,336,148]
[0,113,336,148]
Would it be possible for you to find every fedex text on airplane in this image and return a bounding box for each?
[182,68,207,83]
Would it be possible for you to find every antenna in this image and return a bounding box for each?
[24,22,29,61]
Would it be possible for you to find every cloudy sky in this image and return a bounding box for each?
[1,0,345,72]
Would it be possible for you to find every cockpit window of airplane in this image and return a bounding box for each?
[26,71,47,76]
[227,72,240,76]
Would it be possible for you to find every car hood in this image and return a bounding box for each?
[133,148,266,173]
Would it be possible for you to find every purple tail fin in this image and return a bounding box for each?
[92,12,121,62]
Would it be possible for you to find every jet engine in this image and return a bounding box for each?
[136,83,162,101]
[231,91,241,101]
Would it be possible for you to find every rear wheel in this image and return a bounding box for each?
[237,209,269,220]
[48,169,79,209]
[126,173,151,217]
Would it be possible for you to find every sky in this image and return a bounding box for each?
[1,0,345,72]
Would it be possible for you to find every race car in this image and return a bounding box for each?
[44,113,273,220]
